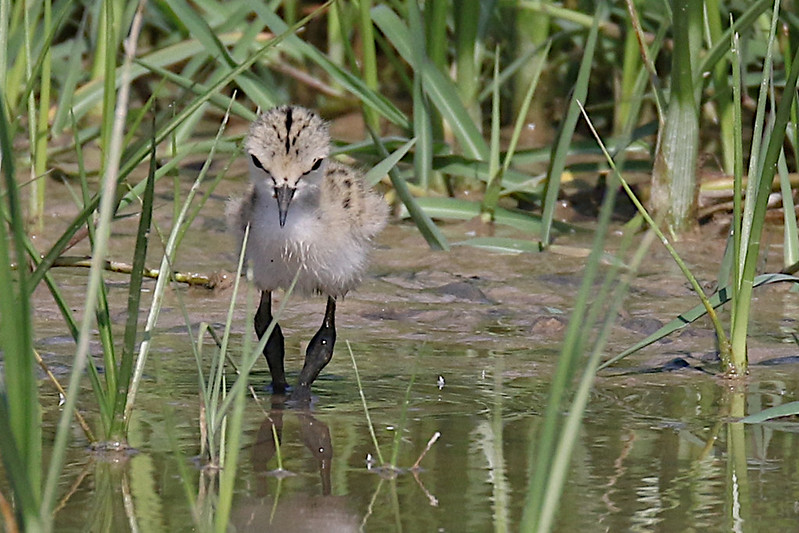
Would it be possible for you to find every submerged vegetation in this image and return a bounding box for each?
[1,0,798,530]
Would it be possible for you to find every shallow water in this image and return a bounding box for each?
[23,172,799,531]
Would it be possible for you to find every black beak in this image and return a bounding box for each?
[275,185,296,227]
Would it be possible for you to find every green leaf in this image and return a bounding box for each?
[433,155,545,194]
[362,137,416,186]
[454,237,543,254]
[161,0,276,111]
[399,196,553,234]
[540,2,605,245]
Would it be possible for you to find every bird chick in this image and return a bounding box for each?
[230,105,388,400]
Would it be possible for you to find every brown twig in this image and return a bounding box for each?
[50,255,231,289]
[411,431,441,470]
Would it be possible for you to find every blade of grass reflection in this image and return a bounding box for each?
[724,387,751,530]
[389,348,419,468]
[347,340,385,467]
[491,351,509,532]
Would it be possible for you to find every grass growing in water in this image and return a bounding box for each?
[1,0,799,529]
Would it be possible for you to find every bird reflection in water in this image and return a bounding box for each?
[252,396,333,494]
[233,396,358,532]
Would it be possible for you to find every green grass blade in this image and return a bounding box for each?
[98,0,117,166]
[0,0,7,101]
[724,29,745,309]
[401,195,553,234]
[777,151,799,270]
[433,154,545,194]
[453,237,543,254]
[601,273,799,369]
[94,279,117,434]
[11,0,71,121]
[521,144,621,531]
[540,2,605,245]
[537,221,654,533]
[480,47,502,221]
[51,8,88,133]
[253,3,408,128]
[348,340,385,466]
[696,0,771,81]
[30,0,53,231]
[453,0,481,126]
[0,90,41,522]
[419,48,490,161]
[741,0,781,240]
[214,365,247,533]
[580,99,732,366]
[704,0,734,174]
[357,0,380,131]
[0,398,39,528]
[134,60,256,120]
[161,0,276,111]
[362,137,416,186]
[501,41,550,173]
[371,5,488,160]
[112,133,157,437]
[367,127,450,250]
[41,3,146,518]
[69,31,270,121]
[731,13,799,371]
[407,0,433,191]
[741,401,799,423]
[649,0,701,233]
[124,96,234,428]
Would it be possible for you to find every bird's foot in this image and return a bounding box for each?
[270,380,290,396]
[288,384,313,404]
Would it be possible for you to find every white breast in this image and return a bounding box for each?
[245,191,368,297]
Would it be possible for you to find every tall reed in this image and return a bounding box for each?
[0,91,42,531]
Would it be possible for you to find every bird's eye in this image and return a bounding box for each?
[250,154,265,170]
[301,158,324,177]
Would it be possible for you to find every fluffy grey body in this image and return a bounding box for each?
[231,161,387,297]
[230,105,387,400]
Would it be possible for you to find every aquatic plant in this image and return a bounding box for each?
[1,0,798,530]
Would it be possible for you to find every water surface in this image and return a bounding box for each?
[27,174,799,531]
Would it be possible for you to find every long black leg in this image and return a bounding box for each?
[254,291,288,394]
[292,296,336,401]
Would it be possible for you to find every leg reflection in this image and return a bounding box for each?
[252,396,333,495]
